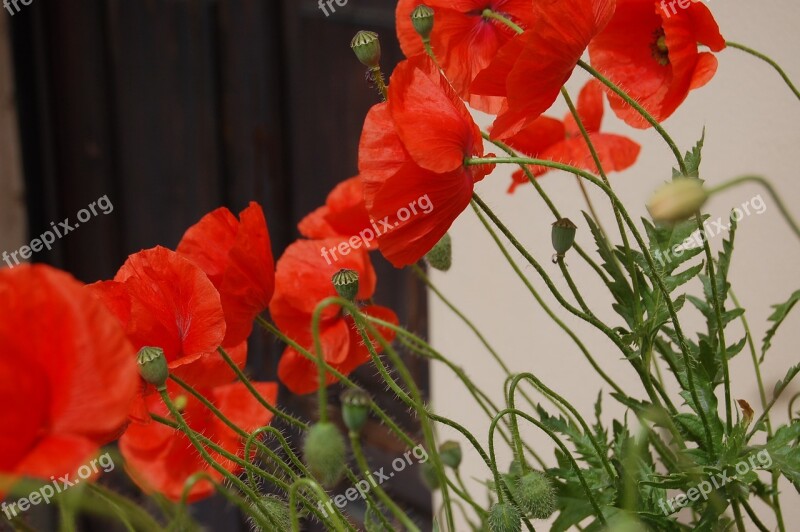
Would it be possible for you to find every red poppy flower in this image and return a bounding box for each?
[359,55,491,267]
[270,239,398,394]
[120,379,278,502]
[0,265,137,493]
[503,80,641,193]
[298,176,377,250]
[177,202,275,346]
[396,0,534,113]
[90,247,246,401]
[588,0,725,128]
[471,0,616,139]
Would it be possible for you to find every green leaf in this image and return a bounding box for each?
[673,129,705,179]
[761,289,800,362]
[762,422,800,491]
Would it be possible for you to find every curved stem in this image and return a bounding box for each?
[725,41,800,101]
[492,409,608,526]
[558,257,594,317]
[350,432,421,532]
[470,201,628,397]
[707,175,800,240]
[289,479,347,532]
[577,60,687,174]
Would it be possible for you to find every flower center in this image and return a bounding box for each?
[650,28,670,66]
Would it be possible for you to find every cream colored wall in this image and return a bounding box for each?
[430,1,800,529]
[0,14,26,257]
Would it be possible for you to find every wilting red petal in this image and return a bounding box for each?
[396,0,533,113]
[0,265,137,486]
[178,202,275,346]
[589,0,724,127]
[107,246,226,364]
[389,56,484,173]
[298,177,376,250]
[120,379,278,502]
[475,0,615,138]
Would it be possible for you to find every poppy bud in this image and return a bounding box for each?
[136,346,168,390]
[420,461,440,490]
[411,5,435,41]
[516,471,556,519]
[173,395,188,412]
[351,31,381,69]
[425,233,452,271]
[249,495,291,531]
[439,440,462,469]
[332,268,359,302]
[488,503,521,532]
[341,388,371,434]
[647,177,709,223]
[303,422,346,488]
[551,218,577,260]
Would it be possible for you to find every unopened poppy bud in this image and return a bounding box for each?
[425,233,452,271]
[439,440,462,469]
[551,218,577,261]
[516,471,556,519]
[351,31,381,69]
[341,388,371,433]
[332,268,359,301]
[411,5,435,41]
[488,503,522,532]
[647,177,709,223]
[420,461,440,490]
[303,422,346,488]
[137,346,168,390]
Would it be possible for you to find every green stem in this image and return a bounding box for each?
[577,60,687,174]
[470,201,628,397]
[725,41,800,101]
[350,432,421,532]
[481,9,524,34]
[707,175,800,240]
[289,479,347,532]
[558,257,594,317]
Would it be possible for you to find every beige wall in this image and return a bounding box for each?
[0,14,26,257]
[431,1,800,529]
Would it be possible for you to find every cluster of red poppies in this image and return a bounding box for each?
[0,0,725,511]
[0,201,397,503]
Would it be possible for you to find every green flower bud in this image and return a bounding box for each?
[438,440,462,469]
[411,5,435,41]
[351,31,381,69]
[488,502,521,532]
[425,233,452,271]
[173,395,188,411]
[248,495,291,531]
[516,471,556,519]
[647,177,709,223]
[420,461,440,491]
[136,346,168,390]
[303,423,346,488]
[332,268,359,301]
[341,388,371,434]
[551,218,577,260]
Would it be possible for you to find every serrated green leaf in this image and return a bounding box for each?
[761,289,800,362]
[673,129,705,178]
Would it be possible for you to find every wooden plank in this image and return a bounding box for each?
[0,13,27,261]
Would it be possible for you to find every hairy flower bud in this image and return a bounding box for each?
[488,503,521,532]
[551,218,577,260]
[332,268,359,302]
[303,423,346,487]
[248,495,291,531]
[411,5,435,41]
[425,233,452,271]
[351,31,381,69]
[420,461,440,490]
[341,388,371,434]
[647,177,709,223]
[136,346,168,390]
[516,471,556,519]
[439,440,462,469]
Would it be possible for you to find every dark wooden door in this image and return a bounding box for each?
[9,0,431,529]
